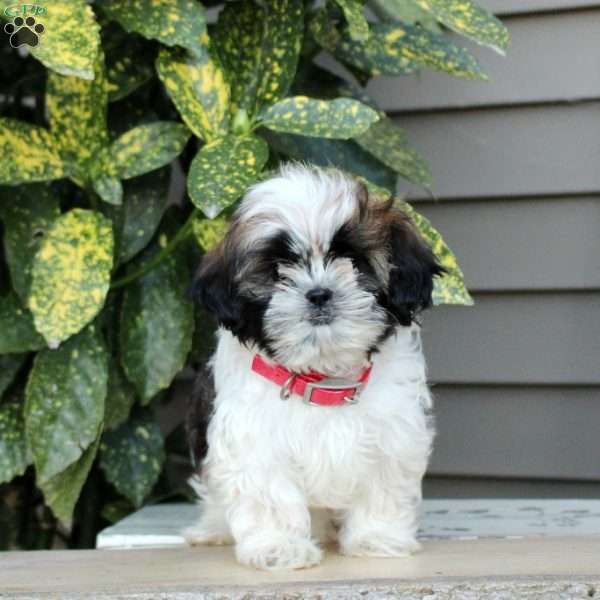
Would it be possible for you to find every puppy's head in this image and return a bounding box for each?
[191,164,443,374]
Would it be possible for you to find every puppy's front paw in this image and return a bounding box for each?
[236,534,322,570]
[340,531,421,558]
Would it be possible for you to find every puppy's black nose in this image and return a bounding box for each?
[306,287,332,307]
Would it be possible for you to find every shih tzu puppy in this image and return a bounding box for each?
[185,164,443,570]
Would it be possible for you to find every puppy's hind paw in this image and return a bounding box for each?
[236,534,323,570]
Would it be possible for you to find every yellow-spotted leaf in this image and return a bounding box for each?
[369,0,437,28]
[156,46,230,142]
[0,0,101,80]
[192,215,229,251]
[0,392,30,484]
[25,324,108,484]
[337,22,485,79]
[260,97,379,139]
[188,135,269,218]
[398,201,472,306]
[0,184,60,301]
[334,0,369,41]
[120,243,194,402]
[102,0,207,57]
[28,209,114,347]
[355,118,432,187]
[109,122,190,179]
[0,118,64,184]
[46,51,108,179]
[93,175,123,206]
[99,409,165,507]
[108,168,170,266]
[41,435,101,524]
[105,31,155,102]
[309,6,341,52]
[213,0,304,116]
[104,356,136,432]
[414,0,509,54]
[0,291,45,354]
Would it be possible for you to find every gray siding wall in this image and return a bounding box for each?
[369,2,600,492]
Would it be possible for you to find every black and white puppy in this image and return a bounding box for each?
[186,164,443,570]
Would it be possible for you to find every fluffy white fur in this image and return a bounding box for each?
[185,165,435,570]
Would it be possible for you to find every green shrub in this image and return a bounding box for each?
[0,0,506,548]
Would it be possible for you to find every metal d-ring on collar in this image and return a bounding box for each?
[279,373,297,400]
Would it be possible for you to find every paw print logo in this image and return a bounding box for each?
[4,16,45,48]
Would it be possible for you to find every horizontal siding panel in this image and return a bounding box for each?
[481,0,600,14]
[424,477,600,499]
[422,292,600,385]
[428,385,600,480]
[393,103,600,200]
[417,197,600,291]
[368,11,600,111]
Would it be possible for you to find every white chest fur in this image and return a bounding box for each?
[205,326,434,511]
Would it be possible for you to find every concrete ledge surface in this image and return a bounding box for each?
[1,536,600,599]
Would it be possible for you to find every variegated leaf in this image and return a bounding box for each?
[188,134,269,218]
[105,31,155,102]
[104,356,136,432]
[192,215,229,251]
[0,0,101,79]
[213,0,304,116]
[46,51,108,179]
[109,122,190,179]
[102,0,207,57]
[337,22,485,79]
[354,118,432,187]
[334,0,369,41]
[370,0,438,28]
[100,409,165,507]
[0,118,64,184]
[263,130,396,191]
[260,97,379,139]
[107,168,170,266]
[0,291,45,354]
[0,184,60,301]
[399,201,472,306]
[156,46,230,142]
[93,175,123,206]
[0,392,29,484]
[335,28,417,76]
[41,435,101,524]
[28,209,114,347]
[414,0,509,54]
[25,324,108,483]
[309,6,341,52]
[120,244,194,402]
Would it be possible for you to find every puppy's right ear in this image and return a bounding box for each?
[189,242,242,330]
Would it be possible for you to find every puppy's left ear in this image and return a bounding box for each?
[385,208,444,326]
[188,240,242,331]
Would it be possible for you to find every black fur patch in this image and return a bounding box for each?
[381,220,445,327]
[186,361,215,470]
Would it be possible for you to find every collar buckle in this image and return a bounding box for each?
[303,378,364,406]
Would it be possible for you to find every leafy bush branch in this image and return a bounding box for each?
[0,0,507,547]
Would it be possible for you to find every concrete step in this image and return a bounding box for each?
[1,537,599,599]
[96,499,600,549]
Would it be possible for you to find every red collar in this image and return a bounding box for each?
[251,354,372,407]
